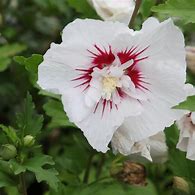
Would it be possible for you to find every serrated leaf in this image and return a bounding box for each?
[9,159,26,175]
[24,155,59,190]
[152,0,195,24]
[24,155,55,167]
[16,92,44,136]
[174,95,195,111]
[67,0,98,18]
[8,155,59,190]
[0,125,20,145]
[43,99,75,128]
[29,167,59,190]
[14,54,43,85]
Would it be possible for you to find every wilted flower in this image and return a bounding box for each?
[176,85,195,160]
[186,46,195,74]
[88,0,135,25]
[112,131,167,162]
[38,17,187,152]
[114,161,147,186]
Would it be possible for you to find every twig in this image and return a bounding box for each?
[83,153,95,184]
[19,173,27,195]
[96,153,105,179]
[129,0,142,29]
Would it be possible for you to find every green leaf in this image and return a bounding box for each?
[166,126,195,191]
[24,155,55,167]
[9,159,26,175]
[24,155,59,190]
[164,124,179,148]
[29,168,59,190]
[0,125,20,145]
[140,0,156,18]
[0,160,17,187]
[173,95,195,111]
[38,90,61,100]
[16,92,44,136]
[0,43,26,72]
[33,0,68,13]
[14,54,43,85]
[0,58,11,72]
[53,180,158,195]
[0,172,16,188]
[0,44,26,59]
[67,0,98,18]
[9,155,59,190]
[168,148,195,184]
[43,99,75,128]
[152,0,195,24]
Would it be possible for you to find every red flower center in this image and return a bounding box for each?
[72,44,149,115]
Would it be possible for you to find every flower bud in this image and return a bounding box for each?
[173,176,189,193]
[23,135,35,147]
[0,144,17,160]
[186,46,195,74]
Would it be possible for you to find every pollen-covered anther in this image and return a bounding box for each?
[102,76,119,100]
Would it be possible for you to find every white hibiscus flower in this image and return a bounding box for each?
[112,131,168,162]
[88,0,135,25]
[176,85,195,160]
[38,17,187,153]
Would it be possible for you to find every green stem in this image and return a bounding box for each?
[19,173,27,195]
[129,0,142,29]
[83,153,95,184]
[96,153,105,179]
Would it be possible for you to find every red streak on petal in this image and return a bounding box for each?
[93,102,99,113]
[74,80,90,88]
[90,45,115,68]
[117,46,150,90]
[117,88,125,98]
[102,99,107,117]
[117,46,149,64]
[109,100,113,111]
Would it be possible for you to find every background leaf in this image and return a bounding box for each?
[67,0,98,18]
[0,125,20,145]
[16,92,44,136]
[14,54,43,85]
[152,0,195,24]
[0,44,26,72]
[174,96,195,112]
[43,99,75,128]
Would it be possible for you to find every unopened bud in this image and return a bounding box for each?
[23,135,35,147]
[173,176,189,193]
[0,144,17,160]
